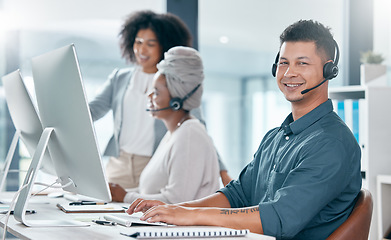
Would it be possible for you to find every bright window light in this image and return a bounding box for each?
[219,36,229,44]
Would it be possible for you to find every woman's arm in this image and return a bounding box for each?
[190,108,232,187]
[89,71,116,121]
[220,170,233,186]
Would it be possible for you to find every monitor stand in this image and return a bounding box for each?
[13,127,88,227]
[0,130,21,192]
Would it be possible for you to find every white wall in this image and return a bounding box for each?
[374,0,391,85]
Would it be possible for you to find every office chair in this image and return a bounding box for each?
[326,188,373,240]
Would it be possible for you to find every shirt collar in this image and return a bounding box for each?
[280,99,334,136]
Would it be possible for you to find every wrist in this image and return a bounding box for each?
[191,207,205,226]
[192,207,218,226]
[122,192,132,203]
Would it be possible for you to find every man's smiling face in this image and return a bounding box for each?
[276,41,326,103]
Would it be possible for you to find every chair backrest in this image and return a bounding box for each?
[326,188,373,240]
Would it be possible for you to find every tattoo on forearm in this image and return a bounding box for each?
[220,207,259,215]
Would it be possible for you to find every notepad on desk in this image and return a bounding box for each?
[104,214,168,227]
[56,203,125,213]
[120,226,249,238]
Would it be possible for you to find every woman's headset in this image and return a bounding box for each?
[169,84,201,111]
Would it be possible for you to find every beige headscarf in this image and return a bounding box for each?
[156,46,204,111]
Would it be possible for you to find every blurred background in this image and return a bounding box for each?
[0,0,390,194]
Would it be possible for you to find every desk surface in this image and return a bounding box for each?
[0,192,275,240]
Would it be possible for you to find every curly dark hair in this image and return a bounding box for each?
[119,10,192,63]
[280,20,335,62]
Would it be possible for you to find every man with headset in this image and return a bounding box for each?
[126,20,362,240]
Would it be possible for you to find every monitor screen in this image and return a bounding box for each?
[1,70,55,191]
[31,44,111,201]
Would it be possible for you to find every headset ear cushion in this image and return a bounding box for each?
[271,52,280,77]
[323,62,338,80]
[169,98,182,111]
[272,63,277,77]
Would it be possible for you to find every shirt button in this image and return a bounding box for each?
[285,136,289,140]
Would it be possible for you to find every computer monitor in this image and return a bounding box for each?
[1,70,55,192]
[13,44,111,227]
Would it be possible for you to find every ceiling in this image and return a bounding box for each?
[0,0,346,77]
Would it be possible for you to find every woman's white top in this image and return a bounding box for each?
[119,67,155,157]
[123,119,220,203]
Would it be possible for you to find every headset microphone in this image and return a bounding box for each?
[146,106,172,112]
[300,79,328,94]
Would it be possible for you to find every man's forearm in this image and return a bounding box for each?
[177,193,263,234]
[179,192,231,208]
[194,206,263,234]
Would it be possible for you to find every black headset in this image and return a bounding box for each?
[169,84,201,111]
[271,39,340,81]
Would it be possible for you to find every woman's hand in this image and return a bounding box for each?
[109,183,127,202]
[127,198,166,215]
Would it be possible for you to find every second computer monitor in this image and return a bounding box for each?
[1,70,55,191]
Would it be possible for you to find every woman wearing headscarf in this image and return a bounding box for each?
[89,11,231,194]
[111,46,220,204]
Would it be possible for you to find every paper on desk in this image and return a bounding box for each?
[0,197,49,204]
[63,193,105,202]
[56,203,125,213]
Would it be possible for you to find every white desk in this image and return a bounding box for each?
[0,193,275,240]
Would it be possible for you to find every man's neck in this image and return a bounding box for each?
[291,95,328,121]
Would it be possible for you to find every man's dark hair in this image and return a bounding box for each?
[280,20,335,62]
[119,10,192,63]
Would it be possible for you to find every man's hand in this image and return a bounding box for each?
[109,183,127,202]
[127,198,166,215]
[140,204,199,226]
